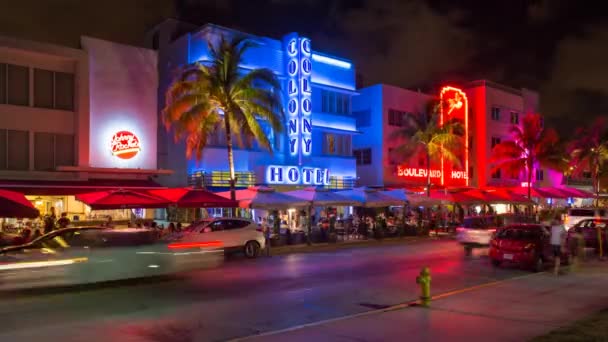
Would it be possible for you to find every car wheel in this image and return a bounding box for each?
[533,256,544,273]
[464,246,472,257]
[244,241,260,259]
[491,259,501,267]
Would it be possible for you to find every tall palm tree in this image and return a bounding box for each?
[568,117,608,204]
[390,101,464,197]
[491,113,566,199]
[163,36,285,200]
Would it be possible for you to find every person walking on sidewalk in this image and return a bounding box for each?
[261,218,271,257]
[550,217,566,276]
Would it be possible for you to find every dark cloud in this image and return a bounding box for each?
[0,0,175,47]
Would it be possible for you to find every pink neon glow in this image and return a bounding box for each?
[167,241,223,249]
[440,86,469,187]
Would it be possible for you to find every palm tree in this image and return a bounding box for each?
[163,36,285,200]
[491,113,566,199]
[390,101,464,197]
[568,117,608,204]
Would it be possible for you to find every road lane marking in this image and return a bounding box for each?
[228,271,546,342]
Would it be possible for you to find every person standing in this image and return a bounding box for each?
[57,212,70,228]
[550,217,566,276]
[261,218,271,257]
[43,206,57,234]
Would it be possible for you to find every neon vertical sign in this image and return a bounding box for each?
[440,86,469,187]
[284,34,312,163]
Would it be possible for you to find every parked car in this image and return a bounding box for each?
[564,208,608,230]
[566,219,608,251]
[488,224,569,272]
[456,214,534,255]
[0,227,223,291]
[168,218,265,258]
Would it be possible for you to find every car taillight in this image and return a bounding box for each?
[488,229,496,234]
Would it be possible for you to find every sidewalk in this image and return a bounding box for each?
[237,261,608,342]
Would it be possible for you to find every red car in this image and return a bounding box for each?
[489,224,568,272]
[566,219,608,251]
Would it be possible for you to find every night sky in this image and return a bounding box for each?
[2,0,607,134]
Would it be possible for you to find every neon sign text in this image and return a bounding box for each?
[284,34,312,159]
[397,166,468,180]
[111,131,141,159]
[266,165,330,185]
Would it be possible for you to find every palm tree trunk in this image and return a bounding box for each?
[527,168,532,200]
[224,117,237,201]
[426,147,431,197]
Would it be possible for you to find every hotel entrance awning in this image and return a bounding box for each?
[0,179,165,195]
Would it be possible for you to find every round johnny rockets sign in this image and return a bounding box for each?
[111,131,141,160]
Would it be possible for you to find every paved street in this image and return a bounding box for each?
[0,239,530,341]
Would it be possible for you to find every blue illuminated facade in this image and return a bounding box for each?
[154,23,358,190]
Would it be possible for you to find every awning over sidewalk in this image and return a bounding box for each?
[0,179,165,195]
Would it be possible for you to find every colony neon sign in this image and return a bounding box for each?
[266,165,330,185]
[111,131,141,159]
[285,34,312,160]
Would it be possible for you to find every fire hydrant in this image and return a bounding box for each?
[416,267,431,307]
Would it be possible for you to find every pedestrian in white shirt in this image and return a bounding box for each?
[550,218,566,276]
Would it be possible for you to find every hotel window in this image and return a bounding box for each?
[491,169,501,179]
[388,109,408,127]
[491,137,501,148]
[353,148,371,165]
[34,132,75,170]
[323,133,351,156]
[6,130,29,170]
[321,89,350,115]
[7,64,29,106]
[491,107,500,121]
[536,169,544,181]
[510,111,519,124]
[34,69,74,111]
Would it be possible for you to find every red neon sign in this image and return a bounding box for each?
[440,86,469,187]
[111,131,141,159]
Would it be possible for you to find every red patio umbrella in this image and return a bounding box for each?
[0,189,39,218]
[547,187,594,199]
[148,187,238,208]
[507,186,565,199]
[466,188,532,204]
[76,189,172,210]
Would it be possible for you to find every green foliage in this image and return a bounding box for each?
[162,35,285,197]
[491,113,566,199]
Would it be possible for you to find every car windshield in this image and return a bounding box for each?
[496,227,541,240]
[184,220,212,232]
[462,217,495,229]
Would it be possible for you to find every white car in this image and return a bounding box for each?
[564,208,608,230]
[174,218,265,258]
[0,227,223,291]
[456,215,533,255]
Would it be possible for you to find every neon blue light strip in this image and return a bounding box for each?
[312,54,352,69]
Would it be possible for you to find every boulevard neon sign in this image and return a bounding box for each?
[397,166,468,180]
[111,131,141,159]
[285,34,312,160]
[266,165,330,185]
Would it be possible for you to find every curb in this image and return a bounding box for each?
[269,236,437,256]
